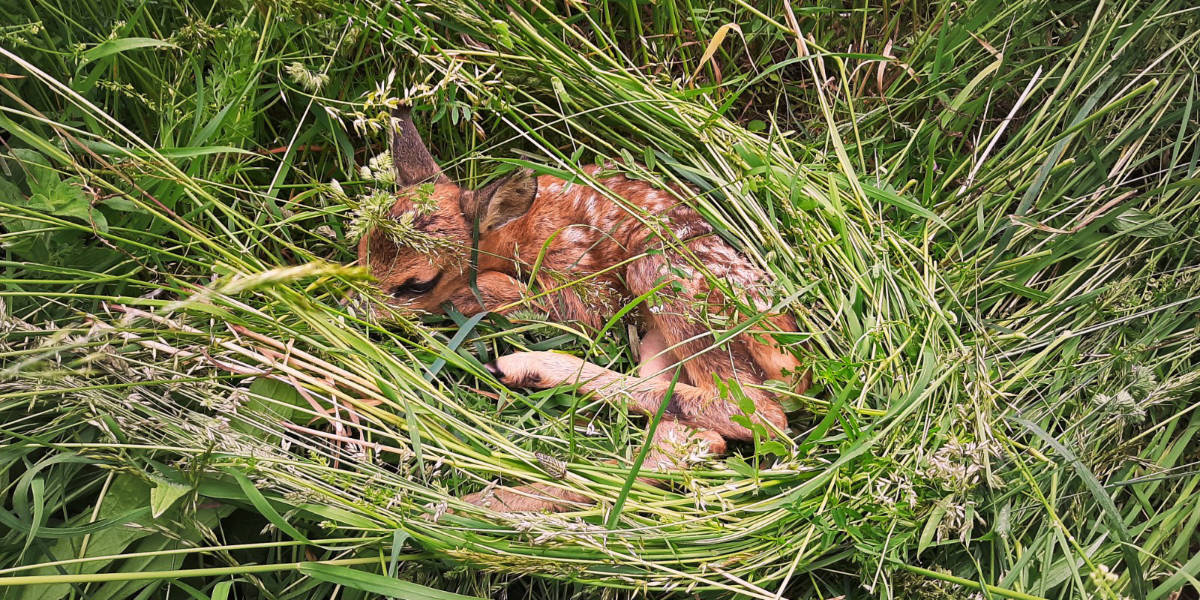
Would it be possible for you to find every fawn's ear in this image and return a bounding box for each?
[390,107,445,185]
[465,169,538,232]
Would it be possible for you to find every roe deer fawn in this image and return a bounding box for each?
[358,108,810,512]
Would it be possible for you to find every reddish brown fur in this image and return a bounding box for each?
[359,110,809,513]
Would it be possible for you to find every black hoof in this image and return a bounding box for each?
[484,361,505,380]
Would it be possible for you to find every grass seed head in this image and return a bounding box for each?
[284,62,329,92]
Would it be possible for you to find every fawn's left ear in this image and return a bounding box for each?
[465,169,538,232]
[390,107,445,185]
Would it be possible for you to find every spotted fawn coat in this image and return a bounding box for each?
[358,108,809,512]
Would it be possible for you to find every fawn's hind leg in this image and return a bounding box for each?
[461,480,589,513]
[461,419,725,513]
[624,244,793,436]
[742,302,811,391]
[638,328,692,385]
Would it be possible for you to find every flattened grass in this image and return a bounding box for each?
[1,1,1198,598]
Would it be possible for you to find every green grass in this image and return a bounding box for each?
[1,0,1198,598]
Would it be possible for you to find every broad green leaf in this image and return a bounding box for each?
[9,148,56,196]
[917,495,951,554]
[228,470,309,543]
[758,440,789,458]
[83,37,177,62]
[388,530,411,578]
[0,114,73,166]
[211,582,234,600]
[102,196,143,212]
[0,178,25,205]
[1113,208,1176,238]
[29,179,107,233]
[85,499,233,600]
[232,378,307,442]
[157,146,257,159]
[725,455,757,477]
[148,476,191,518]
[247,377,304,419]
[16,476,155,600]
[298,564,484,600]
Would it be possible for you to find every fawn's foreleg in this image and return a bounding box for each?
[462,333,721,513]
[445,270,537,315]
[484,351,782,439]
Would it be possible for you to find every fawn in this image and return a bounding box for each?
[358,108,810,512]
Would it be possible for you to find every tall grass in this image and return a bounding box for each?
[1,0,1197,598]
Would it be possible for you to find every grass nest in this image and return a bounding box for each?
[1,0,1198,598]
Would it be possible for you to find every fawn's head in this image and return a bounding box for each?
[357,108,538,312]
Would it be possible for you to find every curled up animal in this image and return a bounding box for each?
[357,107,811,513]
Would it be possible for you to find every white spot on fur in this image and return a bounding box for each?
[563,227,590,243]
[712,246,738,263]
[646,192,671,211]
[675,222,699,239]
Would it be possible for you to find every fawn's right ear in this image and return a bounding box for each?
[464,169,538,232]
[390,107,445,185]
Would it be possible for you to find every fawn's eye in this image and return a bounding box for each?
[390,274,441,298]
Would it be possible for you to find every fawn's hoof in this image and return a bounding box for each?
[484,361,505,379]
[483,352,557,388]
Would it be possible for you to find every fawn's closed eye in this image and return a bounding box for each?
[391,273,441,297]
